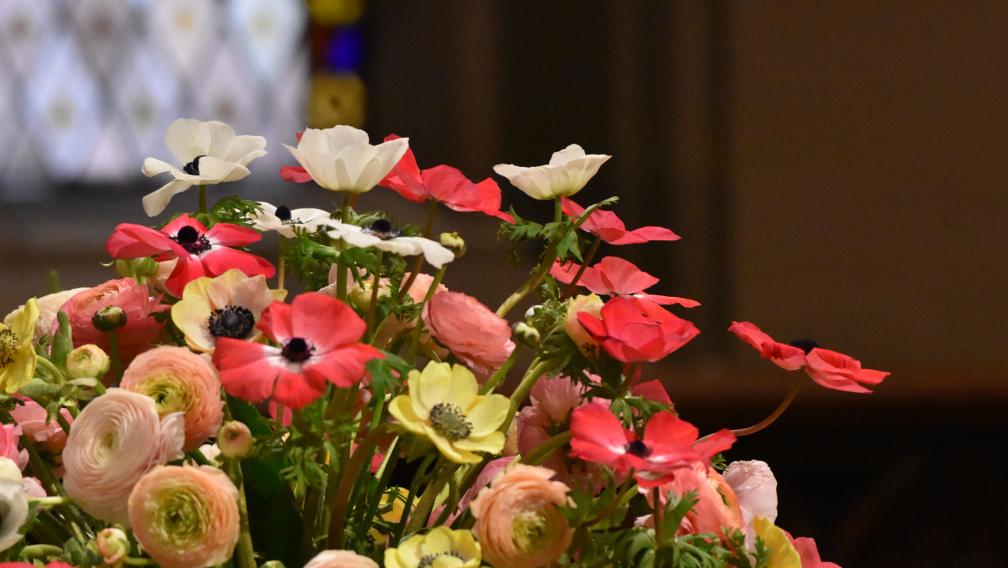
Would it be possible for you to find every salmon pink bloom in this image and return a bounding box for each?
[213,292,382,409]
[106,214,275,297]
[658,462,744,539]
[423,291,514,379]
[60,278,165,365]
[729,321,890,394]
[576,296,699,363]
[380,134,513,221]
[569,403,735,488]
[551,256,700,307]
[562,197,680,245]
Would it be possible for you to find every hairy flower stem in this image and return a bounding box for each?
[561,236,601,299]
[365,251,384,340]
[35,357,64,385]
[653,488,666,547]
[225,458,256,568]
[398,201,439,299]
[106,329,122,384]
[327,425,386,547]
[730,376,803,437]
[522,430,572,465]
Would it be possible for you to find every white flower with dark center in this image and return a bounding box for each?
[283,125,408,193]
[327,220,454,268]
[251,201,334,238]
[141,119,267,217]
[493,144,611,200]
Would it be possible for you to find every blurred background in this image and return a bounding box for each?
[1,1,1006,565]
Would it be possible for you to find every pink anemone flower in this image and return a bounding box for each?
[551,256,699,307]
[577,296,699,363]
[562,197,680,245]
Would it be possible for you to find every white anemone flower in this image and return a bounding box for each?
[493,144,611,200]
[327,220,454,268]
[252,201,334,238]
[283,126,409,193]
[141,119,267,217]
[0,476,28,552]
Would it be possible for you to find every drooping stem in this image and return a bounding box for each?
[225,459,257,568]
[35,357,64,384]
[561,236,601,299]
[521,430,572,465]
[198,185,207,214]
[730,376,803,437]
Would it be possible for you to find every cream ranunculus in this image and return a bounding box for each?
[328,220,455,268]
[128,465,240,568]
[0,476,28,553]
[305,550,379,568]
[141,119,267,217]
[252,201,335,238]
[493,144,611,200]
[63,389,185,524]
[283,125,408,193]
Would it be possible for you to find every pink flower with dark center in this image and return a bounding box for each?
[562,197,680,245]
[552,256,700,307]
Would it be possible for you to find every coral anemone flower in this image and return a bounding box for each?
[213,292,382,409]
[380,134,513,221]
[561,197,680,245]
[106,214,275,297]
[551,256,700,307]
[576,296,699,363]
[569,403,735,488]
[729,321,890,394]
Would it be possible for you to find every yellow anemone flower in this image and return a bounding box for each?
[0,298,38,393]
[384,527,481,568]
[170,270,283,353]
[753,517,801,568]
[389,362,509,465]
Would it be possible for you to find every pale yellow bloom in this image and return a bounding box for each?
[753,517,801,568]
[0,299,38,394]
[384,527,481,568]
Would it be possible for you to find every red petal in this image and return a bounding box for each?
[280,165,313,183]
[643,411,699,447]
[201,248,275,279]
[106,224,179,258]
[165,255,206,297]
[569,403,632,468]
[272,369,325,409]
[213,339,278,404]
[594,256,659,294]
[291,292,366,350]
[305,344,383,388]
[207,223,262,247]
[631,380,672,406]
[728,321,806,371]
[691,429,736,461]
[258,301,294,343]
[162,213,208,236]
[610,225,681,245]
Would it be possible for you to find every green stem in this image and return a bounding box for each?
[479,347,521,394]
[561,236,601,299]
[35,357,64,384]
[407,266,447,359]
[398,202,439,299]
[406,461,449,534]
[495,199,565,318]
[340,192,353,221]
[29,496,67,508]
[499,358,554,434]
[393,453,436,542]
[198,185,207,214]
[365,251,384,340]
[730,376,803,437]
[277,237,287,291]
[225,459,257,568]
[326,425,386,547]
[653,488,665,547]
[521,430,572,465]
[106,329,122,384]
[19,544,63,559]
[123,557,158,566]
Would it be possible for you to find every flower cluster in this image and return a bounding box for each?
[0,118,885,567]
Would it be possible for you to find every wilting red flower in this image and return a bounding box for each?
[60,278,165,364]
[562,197,680,245]
[552,256,700,307]
[569,402,735,487]
[106,214,274,297]
[729,321,889,394]
[576,296,699,363]
[379,134,513,221]
[213,293,382,409]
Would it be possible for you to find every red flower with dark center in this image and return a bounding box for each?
[106,214,274,297]
[576,296,699,363]
[379,134,514,221]
[562,197,680,245]
[213,293,382,409]
[551,256,700,307]
[569,402,735,488]
[729,321,890,394]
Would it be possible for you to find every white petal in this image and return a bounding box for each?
[333,144,379,190]
[399,236,454,268]
[319,124,370,151]
[142,179,193,217]
[192,156,251,184]
[164,118,212,163]
[549,143,586,166]
[222,134,268,164]
[141,157,176,177]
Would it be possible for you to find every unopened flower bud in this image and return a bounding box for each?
[66,344,110,379]
[260,562,287,568]
[565,294,603,356]
[217,421,254,458]
[96,527,130,566]
[439,232,466,258]
[512,322,541,347]
[91,306,127,331]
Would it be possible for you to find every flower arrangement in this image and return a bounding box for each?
[0,118,889,567]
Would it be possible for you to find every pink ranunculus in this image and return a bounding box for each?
[470,464,572,568]
[3,287,88,341]
[660,462,744,540]
[304,550,380,568]
[120,346,224,451]
[517,376,588,481]
[423,291,514,379]
[9,397,72,454]
[63,389,185,524]
[59,278,165,365]
[0,425,27,471]
[723,460,778,549]
[128,465,240,568]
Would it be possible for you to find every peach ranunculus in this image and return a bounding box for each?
[0,425,26,472]
[120,346,224,451]
[469,464,573,568]
[423,291,514,379]
[9,397,72,454]
[63,389,185,524]
[723,460,779,549]
[59,278,165,365]
[304,550,380,568]
[128,465,240,568]
[661,462,744,539]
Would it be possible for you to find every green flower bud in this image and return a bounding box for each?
[96,527,130,566]
[513,322,541,347]
[217,421,254,459]
[439,232,466,258]
[66,344,111,379]
[92,306,127,331]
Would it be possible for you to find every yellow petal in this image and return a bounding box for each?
[1,345,36,394]
[416,362,452,412]
[754,517,801,568]
[445,364,477,409]
[453,431,505,455]
[10,298,38,341]
[424,426,480,464]
[407,370,430,420]
[422,527,454,556]
[389,395,427,435]
[464,394,510,437]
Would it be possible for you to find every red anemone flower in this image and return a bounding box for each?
[729,321,890,394]
[106,214,274,297]
[551,256,700,307]
[577,296,699,363]
[379,134,514,221]
[562,197,680,245]
[213,292,382,409]
[569,402,735,488]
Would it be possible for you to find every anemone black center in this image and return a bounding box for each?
[182,155,206,176]
[789,338,819,354]
[418,552,465,568]
[281,337,314,363]
[207,305,256,339]
[275,205,292,222]
[625,439,651,457]
[172,225,212,255]
[364,219,399,240]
